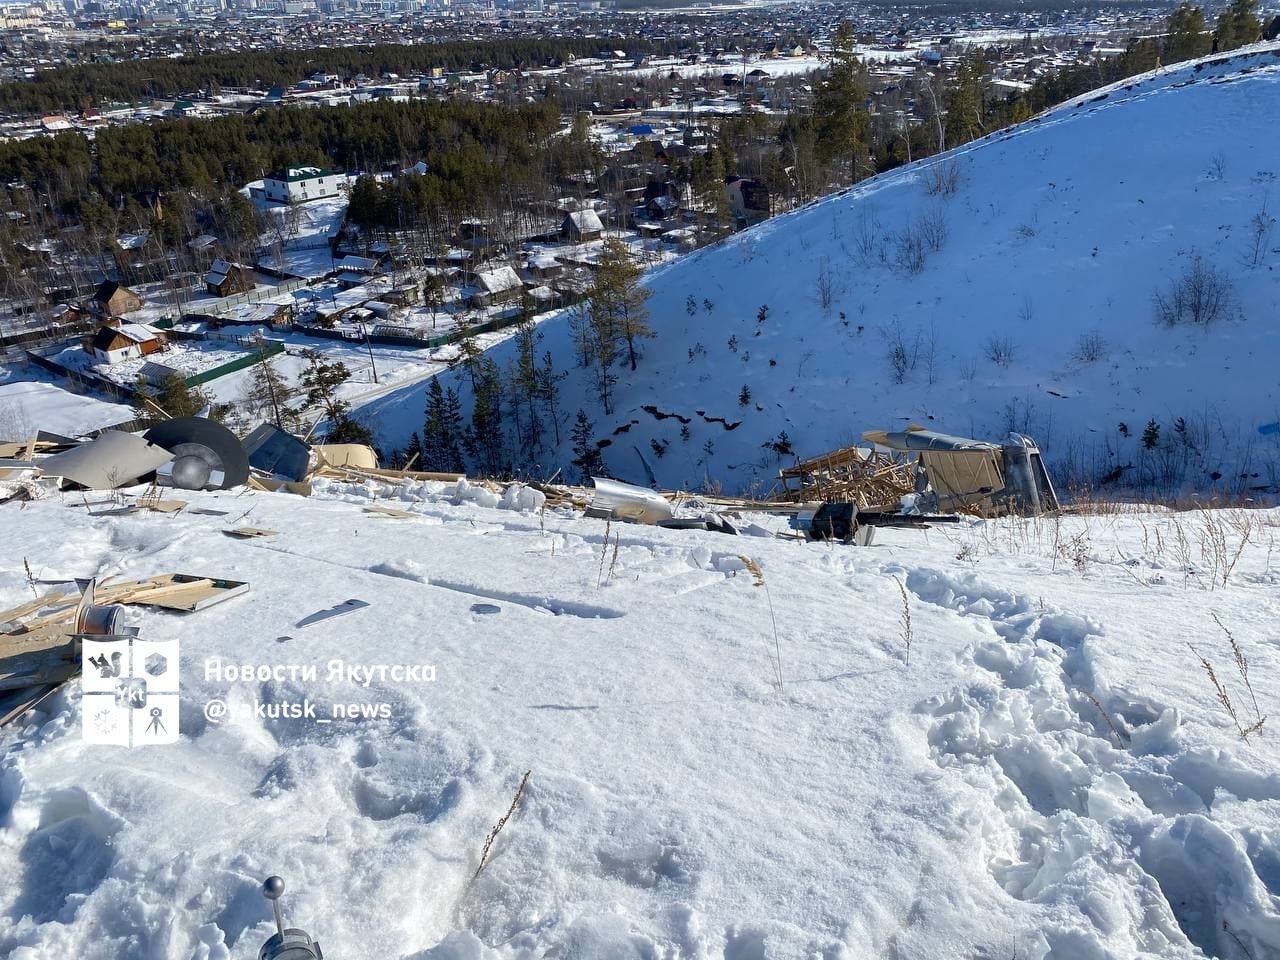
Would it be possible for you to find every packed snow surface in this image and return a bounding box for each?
[1,480,1279,959]
[365,46,1280,495]
[0,377,131,437]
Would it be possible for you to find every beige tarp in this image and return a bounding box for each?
[314,444,379,471]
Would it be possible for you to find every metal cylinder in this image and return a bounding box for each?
[77,604,123,637]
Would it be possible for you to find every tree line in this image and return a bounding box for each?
[0,37,677,116]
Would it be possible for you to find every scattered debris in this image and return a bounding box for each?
[861,426,1059,516]
[295,598,370,628]
[223,527,278,539]
[314,444,379,471]
[777,444,915,508]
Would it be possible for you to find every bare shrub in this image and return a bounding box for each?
[853,207,882,263]
[917,206,949,253]
[1072,330,1107,365]
[740,555,783,693]
[894,228,927,274]
[1153,256,1237,327]
[881,320,920,384]
[984,333,1017,367]
[925,160,962,197]
[1245,200,1275,269]
[815,256,836,310]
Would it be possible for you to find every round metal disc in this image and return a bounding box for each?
[144,417,249,489]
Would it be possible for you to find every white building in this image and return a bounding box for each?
[254,166,342,205]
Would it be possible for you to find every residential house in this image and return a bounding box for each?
[562,209,604,242]
[90,280,144,318]
[253,167,342,206]
[204,260,255,297]
[85,320,164,364]
[469,266,524,308]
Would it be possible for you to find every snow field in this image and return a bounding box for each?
[0,483,1277,958]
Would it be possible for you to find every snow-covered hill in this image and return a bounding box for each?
[2,484,1279,959]
[366,46,1280,496]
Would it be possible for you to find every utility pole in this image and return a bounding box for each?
[362,321,378,384]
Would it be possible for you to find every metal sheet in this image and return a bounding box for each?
[861,427,1000,453]
[242,423,312,482]
[590,477,673,525]
[37,432,174,489]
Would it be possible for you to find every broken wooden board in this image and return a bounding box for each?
[2,575,250,629]
[223,527,277,539]
[0,681,67,727]
[316,464,465,484]
[363,505,416,519]
[249,475,313,496]
[141,499,188,514]
[96,574,250,612]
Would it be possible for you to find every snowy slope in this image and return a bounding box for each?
[364,46,1280,495]
[1,483,1279,959]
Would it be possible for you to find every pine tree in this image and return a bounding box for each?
[509,317,543,459]
[944,57,987,147]
[813,19,872,182]
[1208,0,1259,50]
[299,349,370,444]
[134,373,214,421]
[1164,4,1211,63]
[1141,419,1161,450]
[590,237,654,376]
[422,378,454,472]
[536,350,564,447]
[442,387,466,472]
[1227,0,1262,46]
[569,409,605,483]
[463,356,506,476]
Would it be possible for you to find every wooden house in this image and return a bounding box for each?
[85,321,164,364]
[90,280,144,318]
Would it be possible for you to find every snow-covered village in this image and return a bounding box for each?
[1,2,1279,957]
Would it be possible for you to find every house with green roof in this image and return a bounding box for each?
[255,166,342,206]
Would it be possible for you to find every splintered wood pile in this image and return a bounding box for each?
[775,445,916,508]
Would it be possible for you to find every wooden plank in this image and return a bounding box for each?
[0,587,78,626]
[0,682,65,727]
[223,527,277,539]
[363,506,416,519]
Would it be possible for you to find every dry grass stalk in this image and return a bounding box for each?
[608,535,621,583]
[1085,693,1130,746]
[1190,640,1265,740]
[596,518,612,589]
[1213,613,1263,728]
[894,576,913,666]
[475,770,531,879]
[739,555,783,693]
[22,557,38,599]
